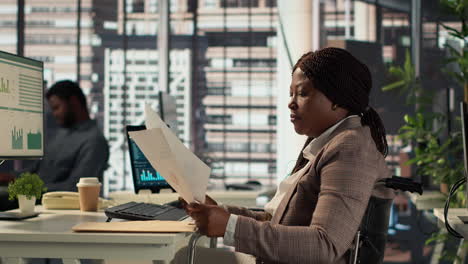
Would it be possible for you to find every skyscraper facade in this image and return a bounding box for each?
[0,0,117,126]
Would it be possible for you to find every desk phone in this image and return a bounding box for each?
[42,191,111,209]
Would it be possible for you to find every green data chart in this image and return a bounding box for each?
[11,127,23,150]
[9,128,42,150]
[0,78,10,93]
[27,130,42,150]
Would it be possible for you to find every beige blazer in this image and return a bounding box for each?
[226,118,395,264]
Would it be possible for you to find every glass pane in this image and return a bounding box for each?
[0,0,17,54]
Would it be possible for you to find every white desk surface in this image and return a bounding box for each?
[433,208,468,238]
[0,206,192,263]
[431,208,468,264]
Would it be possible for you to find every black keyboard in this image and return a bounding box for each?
[105,202,188,221]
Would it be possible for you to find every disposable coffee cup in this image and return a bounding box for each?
[76,177,101,212]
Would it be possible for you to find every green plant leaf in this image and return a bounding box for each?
[403,50,415,78]
[382,80,406,91]
[388,66,404,77]
[441,23,463,38]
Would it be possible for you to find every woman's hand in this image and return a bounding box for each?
[204,195,217,205]
[178,195,217,212]
[187,203,230,237]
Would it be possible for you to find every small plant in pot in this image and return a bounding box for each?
[8,172,47,213]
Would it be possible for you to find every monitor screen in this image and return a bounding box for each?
[126,125,171,193]
[0,51,44,158]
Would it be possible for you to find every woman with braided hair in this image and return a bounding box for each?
[177,47,395,264]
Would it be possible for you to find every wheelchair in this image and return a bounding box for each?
[348,176,422,264]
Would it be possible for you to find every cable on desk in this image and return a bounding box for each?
[444,176,466,238]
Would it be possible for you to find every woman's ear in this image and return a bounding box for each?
[336,107,349,118]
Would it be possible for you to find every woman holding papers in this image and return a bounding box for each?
[179,47,395,264]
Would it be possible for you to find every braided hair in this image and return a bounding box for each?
[291,47,388,174]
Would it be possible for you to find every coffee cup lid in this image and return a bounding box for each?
[76,177,102,187]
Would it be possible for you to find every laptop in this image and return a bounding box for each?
[104,125,187,221]
[126,125,175,194]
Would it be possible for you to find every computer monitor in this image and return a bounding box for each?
[126,125,174,193]
[0,51,44,159]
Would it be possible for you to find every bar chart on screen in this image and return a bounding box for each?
[0,77,11,93]
[11,127,23,149]
[139,169,164,182]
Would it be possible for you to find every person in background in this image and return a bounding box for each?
[177,47,395,264]
[0,80,109,192]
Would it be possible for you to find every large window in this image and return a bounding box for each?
[2,0,279,191]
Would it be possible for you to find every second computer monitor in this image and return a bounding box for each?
[0,50,44,159]
[126,125,173,193]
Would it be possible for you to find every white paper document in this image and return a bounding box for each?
[128,105,210,203]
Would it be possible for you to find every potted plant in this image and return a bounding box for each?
[8,172,47,213]
[383,0,467,260]
[437,0,468,194]
[382,50,461,192]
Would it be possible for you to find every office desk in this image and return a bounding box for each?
[109,188,273,208]
[0,207,192,264]
[433,208,468,237]
[433,208,468,264]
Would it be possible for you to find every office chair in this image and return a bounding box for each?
[348,196,393,264]
[188,176,422,264]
